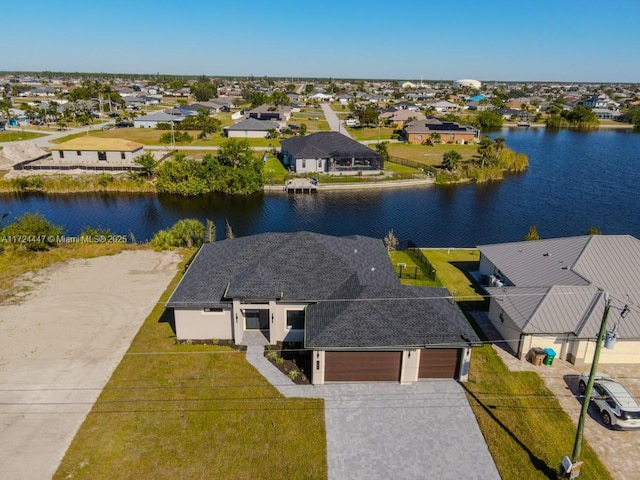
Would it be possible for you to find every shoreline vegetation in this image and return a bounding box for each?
[0,140,528,194]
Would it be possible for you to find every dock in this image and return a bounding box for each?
[285,178,317,193]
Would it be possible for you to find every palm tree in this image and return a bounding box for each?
[493,136,506,155]
[442,150,462,170]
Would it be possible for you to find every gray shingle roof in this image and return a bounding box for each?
[225,117,278,131]
[305,286,480,348]
[166,232,399,307]
[280,132,383,161]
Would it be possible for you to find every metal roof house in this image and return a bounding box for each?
[478,235,640,365]
[166,232,480,384]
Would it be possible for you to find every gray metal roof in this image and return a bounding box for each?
[305,286,480,348]
[480,235,640,338]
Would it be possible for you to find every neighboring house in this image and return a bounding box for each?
[593,108,622,121]
[380,108,425,127]
[280,131,384,174]
[308,92,333,102]
[478,235,640,365]
[224,118,278,138]
[134,111,185,128]
[403,117,479,144]
[248,104,292,127]
[166,232,480,384]
[429,100,461,113]
[49,137,144,166]
[393,101,420,112]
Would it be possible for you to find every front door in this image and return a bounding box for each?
[245,310,269,330]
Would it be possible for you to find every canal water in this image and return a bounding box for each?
[1,128,639,247]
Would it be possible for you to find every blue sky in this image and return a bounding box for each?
[3,0,640,82]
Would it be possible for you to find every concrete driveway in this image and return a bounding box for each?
[0,251,180,480]
[320,103,352,138]
[245,345,500,480]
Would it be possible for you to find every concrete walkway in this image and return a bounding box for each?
[243,341,500,480]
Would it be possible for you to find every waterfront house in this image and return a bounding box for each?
[478,235,640,365]
[280,131,384,174]
[166,232,480,384]
[49,137,144,167]
[403,117,479,144]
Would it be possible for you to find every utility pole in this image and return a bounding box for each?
[572,292,611,462]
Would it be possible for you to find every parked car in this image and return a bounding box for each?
[309,116,319,121]
[579,373,640,430]
[108,113,120,118]
[115,121,133,128]
[288,124,299,130]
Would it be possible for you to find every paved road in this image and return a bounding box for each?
[244,341,500,480]
[321,103,352,138]
[0,123,112,149]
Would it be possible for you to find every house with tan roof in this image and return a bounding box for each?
[49,137,144,167]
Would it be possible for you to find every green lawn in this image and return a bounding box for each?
[0,130,47,142]
[419,249,613,480]
[53,253,327,480]
[263,156,289,184]
[346,126,395,141]
[388,143,478,167]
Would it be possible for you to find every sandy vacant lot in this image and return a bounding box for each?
[0,250,180,480]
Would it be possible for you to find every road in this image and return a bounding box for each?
[320,103,352,138]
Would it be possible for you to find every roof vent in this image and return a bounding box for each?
[354,249,358,254]
[371,267,375,272]
[543,252,550,257]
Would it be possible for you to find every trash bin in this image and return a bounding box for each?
[543,348,556,366]
[527,347,546,366]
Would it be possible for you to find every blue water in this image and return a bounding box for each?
[1,128,639,246]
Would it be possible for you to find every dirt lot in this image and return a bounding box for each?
[0,250,180,480]
[494,346,640,480]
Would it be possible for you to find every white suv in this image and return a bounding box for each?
[579,373,640,430]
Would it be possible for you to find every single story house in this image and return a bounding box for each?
[166,232,480,384]
[280,131,384,174]
[403,117,479,144]
[49,137,144,166]
[224,118,278,138]
[478,235,640,365]
[248,104,292,126]
[380,108,425,127]
[134,111,185,128]
[428,100,460,113]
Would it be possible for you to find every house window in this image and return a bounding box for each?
[121,152,126,160]
[416,135,422,141]
[204,308,223,313]
[98,151,107,161]
[302,159,306,169]
[59,151,65,159]
[286,310,305,330]
[76,150,81,156]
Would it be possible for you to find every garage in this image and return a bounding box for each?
[325,351,402,382]
[419,349,461,379]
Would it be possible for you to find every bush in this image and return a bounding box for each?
[150,219,205,250]
[2,212,64,251]
[159,131,193,144]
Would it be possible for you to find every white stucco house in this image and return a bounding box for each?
[166,232,480,384]
[478,235,640,365]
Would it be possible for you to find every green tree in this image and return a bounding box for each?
[354,104,378,126]
[190,82,217,102]
[493,137,506,155]
[2,213,64,251]
[271,91,290,106]
[304,84,314,94]
[525,225,540,241]
[205,219,216,243]
[299,123,307,136]
[442,150,462,170]
[477,136,497,168]
[587,226,601,235]
[473,110,504,130]
[170,219,205,247]
[427,132,441,145]
[134,152,158,179]
[374,141,390,163]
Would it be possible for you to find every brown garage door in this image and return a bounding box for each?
[419,349,460,379]
[325,351,402,382]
